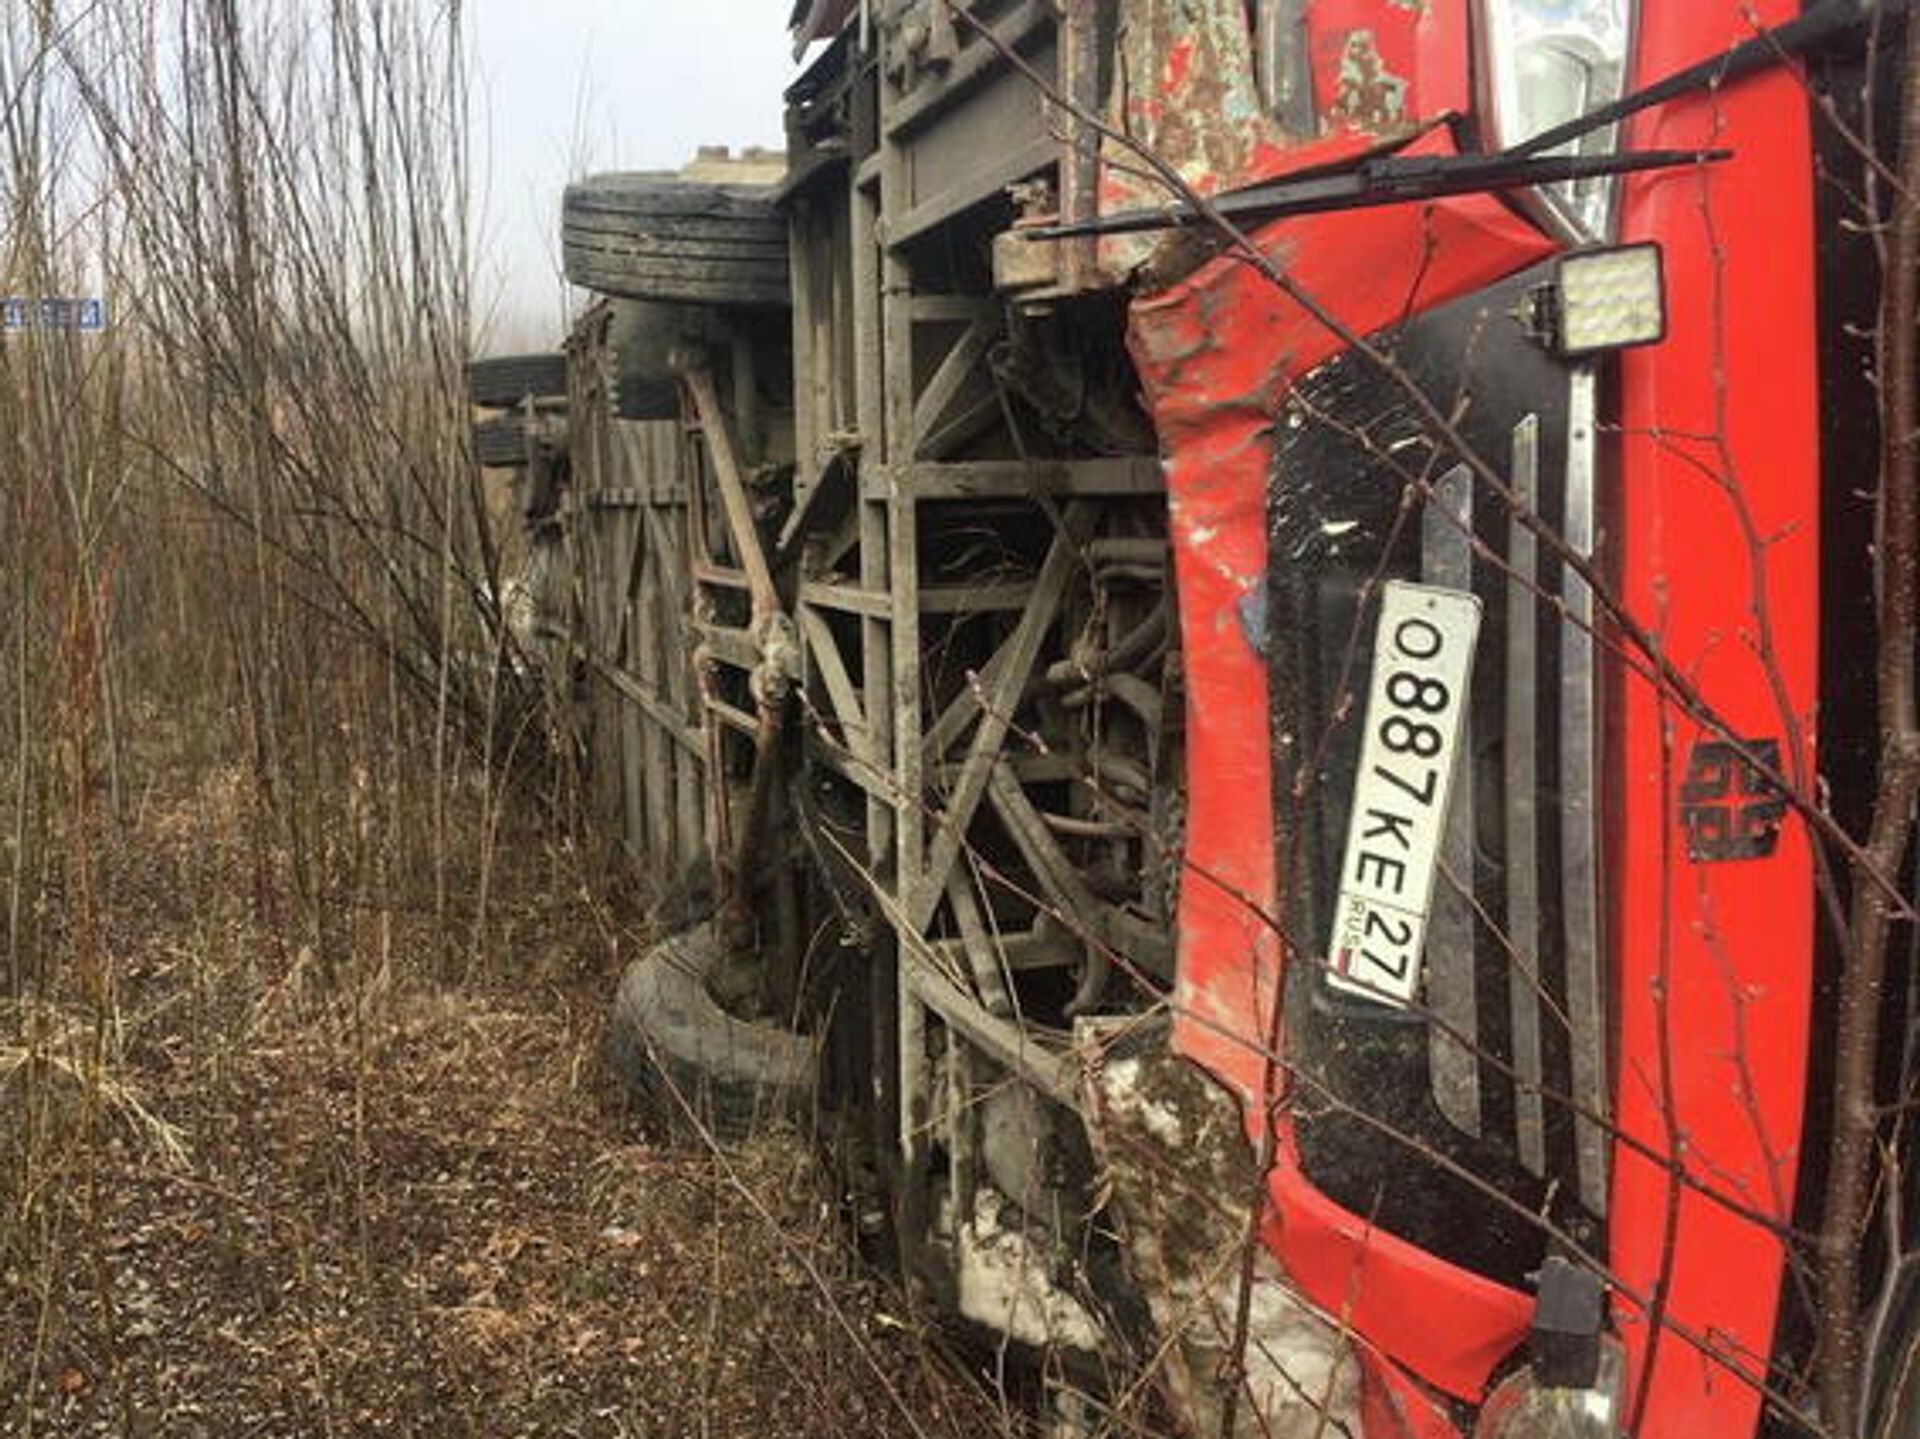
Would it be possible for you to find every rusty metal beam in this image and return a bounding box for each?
[683,367,781,625]
[798,604,875,763]
[911,316,999,451]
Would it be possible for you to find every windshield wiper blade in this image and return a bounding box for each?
[1031,148,1728,240]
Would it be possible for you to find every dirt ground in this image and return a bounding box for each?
[0,752,1014,1439]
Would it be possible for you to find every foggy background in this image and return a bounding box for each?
[471,0,800,349]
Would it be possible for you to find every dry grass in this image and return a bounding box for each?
[0,739,1010,1439]
[0,7,1032,1437]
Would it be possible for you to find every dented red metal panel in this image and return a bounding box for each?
[1122,0,1820,1427]
[1361,1349,1476,1439]
[1128,128,1557,1402]
[1608,3,1820,1432]
[1098,0,1464,284]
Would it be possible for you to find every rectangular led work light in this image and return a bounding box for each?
[1542,242,1667,357]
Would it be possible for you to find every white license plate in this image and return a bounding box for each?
[1326,580,1482,1007]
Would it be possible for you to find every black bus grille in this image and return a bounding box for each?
[1267,262,1609,1284]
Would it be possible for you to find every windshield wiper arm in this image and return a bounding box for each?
[1031,148,1728,240]
[1033,0,1902,242]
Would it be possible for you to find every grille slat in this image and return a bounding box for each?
[1506,414,1548,1179]
[1561,368,1610,1216]
[1275,263,1612,1283]
[1423,463,1481,1138]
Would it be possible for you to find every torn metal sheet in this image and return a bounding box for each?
[1098,0,1297,283]
[1082,1048,1363,1438]
[789,0,856,55]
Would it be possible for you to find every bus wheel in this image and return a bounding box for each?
[608,923,815,1143]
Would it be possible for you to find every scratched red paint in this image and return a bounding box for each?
[1304,0,1468,135]
[1163,34,1193,92]
[1128,128,1556,1406]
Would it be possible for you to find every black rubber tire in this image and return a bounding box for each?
[467,352,568,409]
[473,414,528,468]
[606,299,700,420]
[608,924,815,1142]
[562,173,790,308]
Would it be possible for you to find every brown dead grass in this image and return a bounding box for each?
[0,743,1015,1439]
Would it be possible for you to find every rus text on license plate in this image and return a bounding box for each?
[1326,580,1482,1007]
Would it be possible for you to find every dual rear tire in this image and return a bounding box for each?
[570,178,805,1138]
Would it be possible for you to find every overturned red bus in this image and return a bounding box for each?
[496,2,1917,1434]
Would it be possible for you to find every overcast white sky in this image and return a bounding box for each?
[468,0,800,349]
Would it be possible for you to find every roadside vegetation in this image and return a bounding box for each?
[0,4,1011,1434]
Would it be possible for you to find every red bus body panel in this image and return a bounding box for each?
[1130,151,1554,1408]
[1128,2,1821,1431]
[1610,4,1819,1430]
